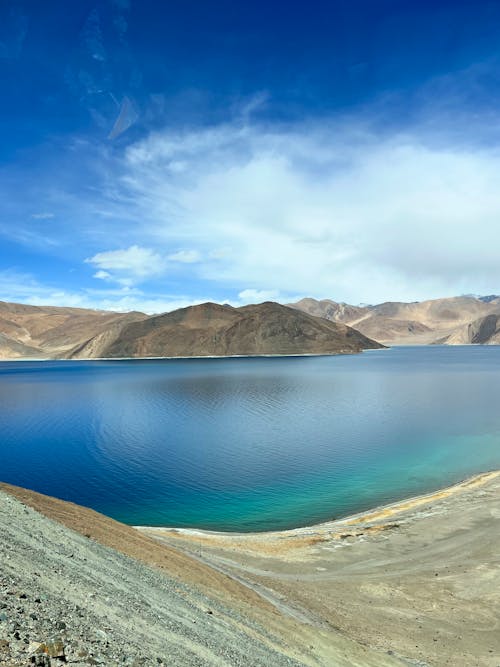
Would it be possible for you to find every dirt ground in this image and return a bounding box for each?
[139,471,500,667]
[1,483,402,667]
[3,473,499,666]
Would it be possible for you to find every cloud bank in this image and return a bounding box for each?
[98,115,500,304]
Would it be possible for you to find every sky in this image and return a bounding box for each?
[2,0,500,313]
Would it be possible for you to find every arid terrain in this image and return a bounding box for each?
[0,301,146,359]
[1,474,499,666]
[0,483,399,667]
[2,295,500,360]
[141,471,500,667]
[0,300,382,360]
[290,295,500,345]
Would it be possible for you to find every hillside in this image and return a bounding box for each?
[0,301,147,359]
[2,474,499,666]
[0,484,398,667]
[290,296,500,345]
[67,301,384,359]
[438,313,500,345]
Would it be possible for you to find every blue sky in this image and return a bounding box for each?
[2,0,500,312]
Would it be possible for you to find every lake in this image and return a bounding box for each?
[1,346,499,531]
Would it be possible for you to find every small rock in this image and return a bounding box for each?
[29,641,44,653]
[43,638,65,659]
[0,638,10,652]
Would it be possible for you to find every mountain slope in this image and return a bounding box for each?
[0,483,400,667]
[438,313,500,345]
[69,301,384,359]
[0,301,147,359]
[289,296,500,345]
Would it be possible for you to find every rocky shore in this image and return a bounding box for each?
[0,485,400,667]
[0,488,307,667]
[2,472,499,666]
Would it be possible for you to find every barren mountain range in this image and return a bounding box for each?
[1,294,499,360]
[0,300,382,359]
[289,295,500,345]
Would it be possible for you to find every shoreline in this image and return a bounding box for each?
[0,350,382,362]
[139,468,500,539]
[138,468,500,665]
[3,468,500,665]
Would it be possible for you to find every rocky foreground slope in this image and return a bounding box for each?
[0,484,398,667]
[290,295,500,345]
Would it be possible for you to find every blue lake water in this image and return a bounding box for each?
[1,346,499,532]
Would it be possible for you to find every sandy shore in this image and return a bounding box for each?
[139,470,500,667]
[1,482,402,666]
[3,471,500,666]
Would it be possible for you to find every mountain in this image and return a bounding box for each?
[289,296,500,345]
[67,301,383,359]
[6,293,500,358]
[0,301,147,359]
[438,313,500,345]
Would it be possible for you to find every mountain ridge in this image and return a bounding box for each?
[289,295,500,345]
[68,301,383,359]
[2,293,500,359]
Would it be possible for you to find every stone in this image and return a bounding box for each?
[38,638,65,659]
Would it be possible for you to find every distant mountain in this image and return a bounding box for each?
[288,296,500,345]
[4,294,500,359]
[437,313,500,345]
[0,301,147,359]
[290,298,367,324]
[67,301,384,359]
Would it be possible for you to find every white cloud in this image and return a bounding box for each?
[0,269,216,315]
[112,118,500,302]
[167,249,201,263]
[93,270,112,280]
[85,245,166,284]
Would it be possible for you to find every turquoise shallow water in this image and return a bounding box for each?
[0,346,499,531]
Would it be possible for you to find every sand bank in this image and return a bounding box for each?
[140,470,500,666]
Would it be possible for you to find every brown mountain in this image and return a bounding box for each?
[438,313,500,345]
[0,301,147,359]
[289,296,500,345]
[67,301,384,359]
